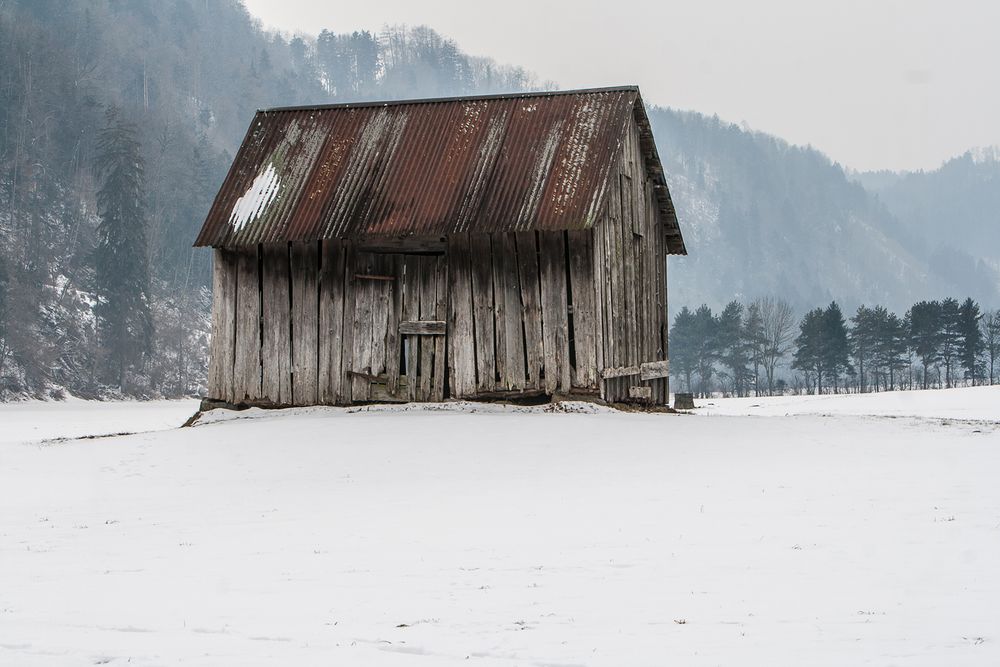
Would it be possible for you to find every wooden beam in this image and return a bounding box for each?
[640,359,670,381]
[399,320,446,335]
[356,235,447,254]
[601,365,640,379]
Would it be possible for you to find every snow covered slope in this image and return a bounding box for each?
[1,393,998,665]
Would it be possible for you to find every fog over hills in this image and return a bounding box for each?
[650,110,1000,314]
[0,0,995,397]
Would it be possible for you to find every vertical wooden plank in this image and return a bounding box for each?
[490,234,507,389]
[350,251,375,401]
[290,241,319,405]
[208,248,237,403]
[621,172,639,374]
[418,255,437,401]
[515,232,543,390]
[494,233,526,391]
[385,254,402,397]
[233,247,262,402]
[402,255,421,402]
[339,244,356,403]
[319,240,346,405]
[606,173,625,403]
[647,182,665,404]
[539,231,571,393]
[261,244,292,405]
[567,229,597,389]
[431,255,448,402]
[662,221,670,403]
[469,233,496,393]
[369,253,391,383]
[447,234,477,398]
[640,176,662,403]
[591,220,607,401]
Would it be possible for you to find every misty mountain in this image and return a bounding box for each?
[0,0,996,398]
[650,109,1000,313]
[853,151,1000,305]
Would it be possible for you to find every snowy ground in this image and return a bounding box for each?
[1,388,998,665]
[696,384,1000,421]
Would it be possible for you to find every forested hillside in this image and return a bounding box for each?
[854,151,1000,306]
[650,109,1000,315]
[1,0,996,399]
[0,0,538,398]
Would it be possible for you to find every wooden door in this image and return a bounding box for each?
[399,255,448,402]
[347,252,447,403]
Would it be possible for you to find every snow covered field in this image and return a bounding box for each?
[1,388,998,665]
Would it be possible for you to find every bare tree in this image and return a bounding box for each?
[756,297,795,395]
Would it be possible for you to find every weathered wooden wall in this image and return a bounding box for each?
[444,229,597,400]
[592,115,670,404]
[206,118,671,407]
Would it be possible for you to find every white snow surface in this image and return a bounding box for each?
[696,385,1000,421]
[0,398,199,447]
[1,388,998,665]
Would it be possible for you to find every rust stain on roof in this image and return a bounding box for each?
[194,86,685,254]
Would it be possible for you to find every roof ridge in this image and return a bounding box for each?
[257,85,640,114]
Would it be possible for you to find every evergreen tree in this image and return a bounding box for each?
[982,310,1000,385]
[743,301,766,396]
[692,305,719,397]
[909,300,942,389]
[0,252,8,379]
[849,305,877,392]
[792,308,826,394]
[93,107,153,390]
[669,307,698,393]
[868,305,895,391]
[938,297,962,387]
[822,301,851,392]
[957,297,984,385]
[883,311,909,390]
[717,300,750,396]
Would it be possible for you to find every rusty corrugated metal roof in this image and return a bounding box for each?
[194,86,685,253]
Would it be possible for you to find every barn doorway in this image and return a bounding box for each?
[346,252,448,402]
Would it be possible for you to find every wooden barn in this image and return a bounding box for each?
[194,86,686,407]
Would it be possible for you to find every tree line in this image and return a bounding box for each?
[670,297,1000,396]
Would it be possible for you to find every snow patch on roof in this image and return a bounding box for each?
[229,163,280,232]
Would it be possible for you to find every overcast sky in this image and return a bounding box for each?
[243,0,999,172]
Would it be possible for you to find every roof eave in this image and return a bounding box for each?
[631,93,687,256]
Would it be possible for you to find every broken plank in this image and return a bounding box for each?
[628,385,652,400]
